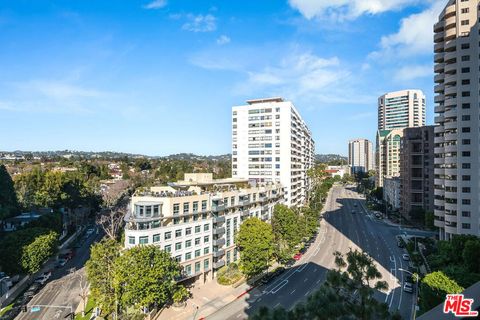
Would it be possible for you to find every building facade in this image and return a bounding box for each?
[124,173,284,282]
[383,176,401,210]
[400,126,435,220]
[433,0,480,239]
[348,138,374,174]
[378,90,426,130]
[375,129,404,187]
[232,97,315,207]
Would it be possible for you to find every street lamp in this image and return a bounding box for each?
[398,268,419,320]
[192,303,199,320]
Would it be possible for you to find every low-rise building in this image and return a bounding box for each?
[325,165,349,179]
[124,173,284,283]
[383,176,401,210]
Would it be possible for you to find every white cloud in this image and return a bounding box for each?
[182,14,216,32]
[17,80,105,100]
[216,35,231,45]
[288,0,422,21]
[143,0,167,10]
[371,1,446,58]
[394,64,432,81]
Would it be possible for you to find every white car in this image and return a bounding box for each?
[402,254,410,261]
[403,282,414,293]
[34,275,49,285]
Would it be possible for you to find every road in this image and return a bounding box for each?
[15,228,103,320]
[206,184,435,320]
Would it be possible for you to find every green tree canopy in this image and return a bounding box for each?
[113,245,182,310]
[236,217,275,278]
[272,204,302,260]
[420,271,463,312]
[0,164,20,220]
[21,231,58,274]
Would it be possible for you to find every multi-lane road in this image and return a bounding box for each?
[15,228,103,320]
[206,184,435,320]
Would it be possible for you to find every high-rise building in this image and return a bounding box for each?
[232,98,315,207]
[433,0,480,239]
[400,126,435,220]
[376,90,426,188]
[124,173,284,283]
[348,139,374,174]
[375,129,404,187]
[378,90,426,130]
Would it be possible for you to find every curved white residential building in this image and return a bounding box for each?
[433,0,480,240]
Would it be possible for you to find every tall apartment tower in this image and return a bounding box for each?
[348,139,374,174]
[433,0,480,239]
[378,90,426,130]
[232,98,315,207]
[376,90,426,188]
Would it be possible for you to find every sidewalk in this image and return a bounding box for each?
[155,280,255,320]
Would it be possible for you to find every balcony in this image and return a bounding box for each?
[434,31,444,43]
[434,147,445,154]
[213,238,225,246]
[445,16,456,29]
[444,108,457,118]
[240,210,250,217]
[434,21,444,32]
[444,121,457,130]
[444,63,456,74]
[444,51,456,63]
[213,250,225,258]
[211,204,225,212]
[434,105,445,113]
[434,52,444,63]
[445,28,456,41]
[239,199,250,206]
[434,74,445,84]
[444,132,457,141]
[213,227,225,235]
[445,39,456,52]
[444,74,456,86]
[434,83,444,93]
[213,216,225,223]
[444,97,457,107]
[444,4,456,18]
[434,63,445,73]
[434,42,444,53]
[434,115,445,123]
[213,260,225,269]
[444,86,456,97]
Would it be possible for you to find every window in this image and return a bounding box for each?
[185,227,192,235]
[204,259,210,270]
[461,55,470,62]
[462,151,471,157]
[462,139,471,145]
[183,202,189,214]
[461,8,469,13]
[175,255,181,262]
[175,229,182,238]
[185,264,192,275]
[185,240,192,248]
[462,163,471,169]
[204,224,210,231]
[195,261,201,273]
[173,218,180,225]
[462,199,471,205]
[462,223,471,229]
[462,211,471,217]
[204,247,209,254]
[462,91,470,97]
[462,103,471,109]
[202,200,207,211]
[164,244,171,253]
[462,115,471,121]
[462,79,470,85]
[461,67,470,73]
[195,225,201,233]
[462,187,471,193]
[185,252,192,260]
[204,236,210,243]
[461,43,470,49]
[165,231,172,240]
[175,242,182,250]
[195,249,201,258]
[153,234,160,243]
[195,237,201,245]
[462,127,471,133]
[173,203,180,215]
[461,20,470,26]
[193,201,198,212]
[128,236,135,245]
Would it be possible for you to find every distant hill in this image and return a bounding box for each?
[161,153,231,162]
[316,154,348,164]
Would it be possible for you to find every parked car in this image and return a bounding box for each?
[403,282,414,293]
[351,210,356,214]
[402,254,410,261]
[34,275,48,286]
[354,203,358,207]
[293,253,303,261]
[86,228,95,236]
[55,259,67,268]
[375,213,382,219]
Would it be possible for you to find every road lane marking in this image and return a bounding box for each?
[236,313,242,318]
[274,303,280,309]
[304,290,310,297]
[290,289,296,295]
[304,278,308,282]
[270,280,288,294]
[296,264,308,273]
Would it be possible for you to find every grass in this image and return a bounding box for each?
[75,296,96,320]
[0,303,13,317]
[217,263,244,286]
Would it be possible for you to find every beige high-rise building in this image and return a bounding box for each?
[433,0,480,240]
[375,129,404,187]
[348,139,374,174]
[378,90,426,130]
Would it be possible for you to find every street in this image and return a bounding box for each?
[15,228,103,320]
[206,184,434,320]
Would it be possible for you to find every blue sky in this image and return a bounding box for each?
[0,0,446,156]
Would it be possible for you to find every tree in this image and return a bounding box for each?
[97,208,125,240]
[113,245,182,311]
[21,231,58,274]
[419,271,463,312]
[0,164,20,220]
[86,239,120,316]
[172,285,190,306]
[236,217,275,278]
[272,205,302,261]
[462,239,480,274]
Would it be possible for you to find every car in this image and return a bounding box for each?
[86,228,95,236]
[354,203,358,207]
[299,247,307,254]
[402,254,410,261]
[375,213,382,219]
[293,253,302,261]
[351,210,356,214]
[403,282,414,293]
[34,275,49,285]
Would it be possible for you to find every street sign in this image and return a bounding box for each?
[31,306,41,313]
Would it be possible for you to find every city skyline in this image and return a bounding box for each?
[0,0,446,155]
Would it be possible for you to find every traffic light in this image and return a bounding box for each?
[21,305,27,313]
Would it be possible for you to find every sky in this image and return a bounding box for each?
[0,0,447,156]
